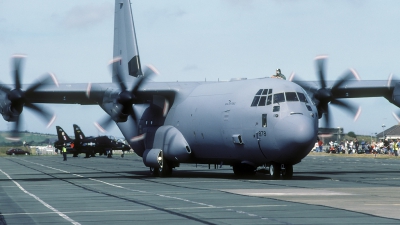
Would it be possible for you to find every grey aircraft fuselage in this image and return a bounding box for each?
[32,76,318,167]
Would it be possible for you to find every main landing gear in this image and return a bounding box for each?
[269,163,293,179]
[232,163,256,176]
[149,150,173,177]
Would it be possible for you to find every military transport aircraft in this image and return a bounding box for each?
[53,124,131,158]
[1,0,399,179]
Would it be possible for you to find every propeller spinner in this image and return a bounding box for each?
[291,56,361,128]
[94,58,159,138]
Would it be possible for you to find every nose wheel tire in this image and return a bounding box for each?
[269,163,281,179]
[282,165,293,179]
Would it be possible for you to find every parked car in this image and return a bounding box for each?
[6,148,30,155]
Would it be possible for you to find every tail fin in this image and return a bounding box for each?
[73,124,86,141]
[56,126,72,141]
[113,0,142,83]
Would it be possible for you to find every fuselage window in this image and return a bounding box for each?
[297,92,308,103]
[285,92,299,102]
[262,114,267,127]
[258,96,266,106]
[251,96,260,107]
[273,93,285,104]
[273,106,280,112]
[306,105,312,111]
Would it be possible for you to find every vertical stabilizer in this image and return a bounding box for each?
[113,0,142,83]
[73,124,86,141]
[56,126,72,141]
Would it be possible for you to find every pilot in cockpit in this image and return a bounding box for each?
[271,68,286,80]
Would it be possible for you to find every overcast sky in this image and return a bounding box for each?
[0,0,400,138]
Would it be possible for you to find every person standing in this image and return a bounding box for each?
[271,69,286,80]
[62,144,67,161]
[318,139,323,153]
[354,139,359,154]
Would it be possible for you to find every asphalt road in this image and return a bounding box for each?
[1,153,400,225]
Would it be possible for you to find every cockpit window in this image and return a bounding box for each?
[258,96,266,106]
[266,95,272,105]
[273,93,285,103]
[251,96,260,106]
[251,89,272,107]
[285,92,299,102]
[297,92,308,103]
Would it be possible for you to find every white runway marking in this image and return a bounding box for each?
[0,169,81,225]
[223,188,353,196]
[0,209,156,216]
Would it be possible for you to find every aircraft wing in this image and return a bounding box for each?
[295,80,392,99]
[26,82,180,105]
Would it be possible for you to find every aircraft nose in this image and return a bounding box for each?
[273,115,316,162]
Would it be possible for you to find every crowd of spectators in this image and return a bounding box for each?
[313,138,400,157]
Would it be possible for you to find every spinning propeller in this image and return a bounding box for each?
[290,55,361,128]
[94,58,159,140]
[1,55,57,140]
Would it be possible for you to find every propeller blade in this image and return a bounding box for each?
[315,55,328,89]
[330,99,362,122]
[321,104,330,128]
[24,102,56,127]
[330,99,357,115]
[131,65,159,94]
[7,118,22,141]
[12,55,26,90]
[290,74,318,94]
[130,133,146,142]
[393,111,400,123]
[25,73,58,95]
[94,116,114,133]
[110,57,127,91]
[163,99,169,117]
[0,82,12,93]
[331,68,359,91]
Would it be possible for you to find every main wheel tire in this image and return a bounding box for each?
[269,163,281,179]
[159,161,172,177]
[282,165,293,179]
[150,167,159,177]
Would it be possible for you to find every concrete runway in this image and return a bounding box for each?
[1,153,400,225]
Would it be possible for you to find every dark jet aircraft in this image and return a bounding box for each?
[53,125,131,158]
[1,0,399,179]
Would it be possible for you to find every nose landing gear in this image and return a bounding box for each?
[269,163,293,179]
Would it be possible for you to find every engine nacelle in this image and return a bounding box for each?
[0,95,19,122]
[142,125,192,167]
[100,89,130,122]
[391,82,400,108]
